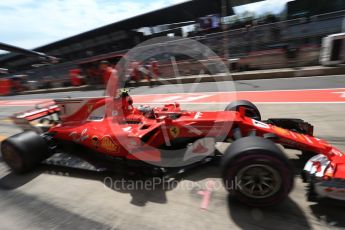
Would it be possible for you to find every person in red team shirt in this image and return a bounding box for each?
[130,61,141,85]
[150,59,159,80]
[99,60,119,96]
[99,60,114,85]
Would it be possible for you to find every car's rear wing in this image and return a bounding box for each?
[10,97,108,132]
[11,101,60,133]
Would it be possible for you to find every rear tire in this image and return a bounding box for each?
[1,131,50,173]
[225,100,261,120]
[221,136,293,207]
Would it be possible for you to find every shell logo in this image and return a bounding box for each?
[101,136,119,152]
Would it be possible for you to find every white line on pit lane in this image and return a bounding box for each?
[135,101,345,105]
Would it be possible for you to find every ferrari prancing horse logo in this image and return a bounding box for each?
[169,126,180,138]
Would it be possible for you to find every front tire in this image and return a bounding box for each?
[1,131,51,173]
[221,136,293,207]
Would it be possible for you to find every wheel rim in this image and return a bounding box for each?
[1,144,23,170]
[236,164,282,199]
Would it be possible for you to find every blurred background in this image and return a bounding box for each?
[0,0,344,94]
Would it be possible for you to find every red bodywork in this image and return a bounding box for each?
[11,93,345,178]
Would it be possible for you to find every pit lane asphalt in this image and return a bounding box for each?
[0,75,344,229]
[1,74,345,101]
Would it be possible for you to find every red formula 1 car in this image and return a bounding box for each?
[1,89,345,207]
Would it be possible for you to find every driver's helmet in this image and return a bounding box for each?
[138,105,155,118]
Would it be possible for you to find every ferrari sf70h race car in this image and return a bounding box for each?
[1,89,345,207]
